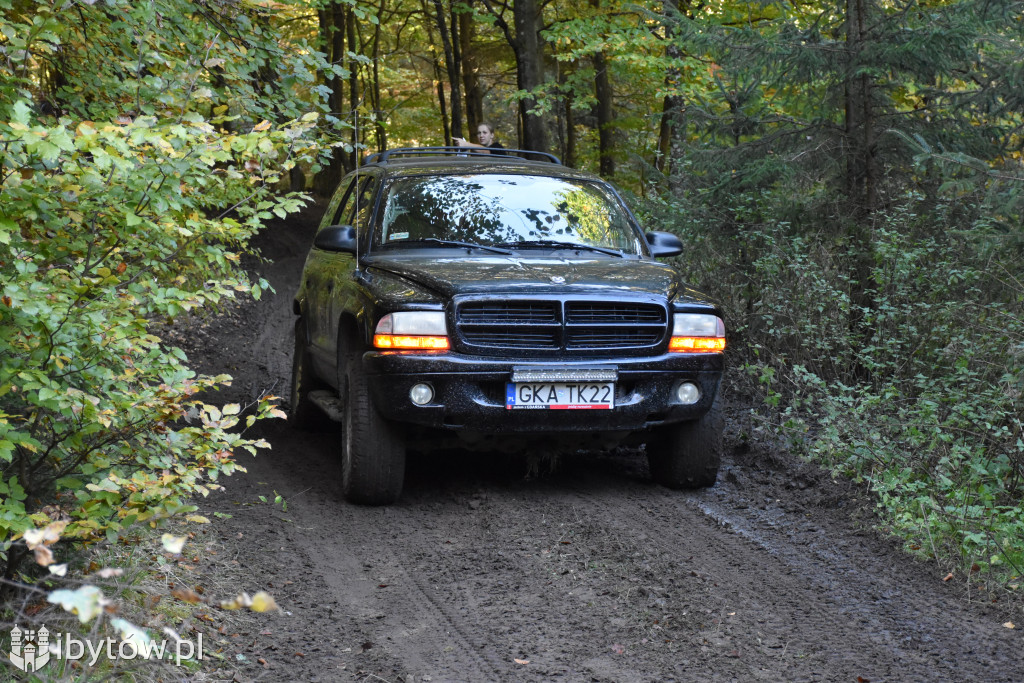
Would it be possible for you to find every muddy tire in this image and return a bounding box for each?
[341,349,406,505]
[289,318,325,430]
[647,394,722,489]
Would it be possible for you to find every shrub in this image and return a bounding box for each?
[0,104,320,579]
[644,183,1024,582]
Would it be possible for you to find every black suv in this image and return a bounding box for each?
[291,148,726,504]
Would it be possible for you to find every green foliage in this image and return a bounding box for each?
[0,0,329,577]
[648,182,1024,582]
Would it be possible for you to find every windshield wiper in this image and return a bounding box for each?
[497,239,625,257]
[401,238,513,255]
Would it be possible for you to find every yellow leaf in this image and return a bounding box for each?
[186,515,211,524]
[1004,622,1016,629]
[249,591,279,613]
[253,120,271,132]
[220,592,251,610]
[33,545,55,566]
[161,534,186,554]
[222,403,240,415]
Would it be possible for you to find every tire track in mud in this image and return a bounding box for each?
[557,470,1020,683]
[375,545,508,680]
[244,450,506,681]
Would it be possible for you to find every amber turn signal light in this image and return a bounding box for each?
[373,334,450,350]
[668,336,726,353]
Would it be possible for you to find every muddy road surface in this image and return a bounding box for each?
[181,209,1023,682]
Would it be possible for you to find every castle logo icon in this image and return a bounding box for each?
[8,625,51,672]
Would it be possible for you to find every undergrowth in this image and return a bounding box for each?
[643,186,1024,591]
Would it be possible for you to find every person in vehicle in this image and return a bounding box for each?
[454,123,504,152]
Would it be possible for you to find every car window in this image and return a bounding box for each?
[374,174,643,254]
[349,176,378,231]
[319,177,356,231]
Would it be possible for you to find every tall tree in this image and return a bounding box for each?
[432,0,465,139]
[481,0,550,151]
[590,0,614,176]
[459,2,484,135]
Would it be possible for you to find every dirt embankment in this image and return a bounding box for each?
[177,207,1023,682]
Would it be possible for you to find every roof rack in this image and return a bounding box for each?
[364,146,562,165]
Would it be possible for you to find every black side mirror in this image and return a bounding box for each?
[646,231,683,258]
[314,225,357,254]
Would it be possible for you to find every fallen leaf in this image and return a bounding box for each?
[48,586,106,624]
[171,588,203,605]
[48,563,68,576]
[514,658,530,665]
[33,545,55,567]
[220,592,251,610]
[250,592,279,613]
[161,534,186,555]
[1004,622,1015,629]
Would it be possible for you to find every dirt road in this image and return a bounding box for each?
[181,209,1023,682]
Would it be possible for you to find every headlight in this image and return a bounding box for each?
[669,313,726,353]
[373,312,450,350]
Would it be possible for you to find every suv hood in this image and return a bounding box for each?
[364,254,684,300]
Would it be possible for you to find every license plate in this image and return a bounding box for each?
[505,382,614,410]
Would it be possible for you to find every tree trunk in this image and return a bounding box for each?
[371,0,387,152]
[593,51,614,176]
[564,84,577,168]
[591,0,614,176]
[346,8,359,170]
[844,0,875,215]
[432,0,463,139]
[314,5,348,195]
[512,0,548,153]
[655,0,689,179]
[459,5,483,135]
[843,0,877,380]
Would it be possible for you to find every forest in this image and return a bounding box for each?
[1,0,1022,598]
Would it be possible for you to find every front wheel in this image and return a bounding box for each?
[341,348,406,505]
[289,318,325,430]
[646,394,723,489]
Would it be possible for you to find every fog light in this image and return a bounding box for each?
[410,383,434,406]
[676,382,700,405]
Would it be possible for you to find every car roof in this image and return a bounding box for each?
[358,147,601,182]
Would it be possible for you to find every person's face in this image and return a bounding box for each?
[476,125,494,146]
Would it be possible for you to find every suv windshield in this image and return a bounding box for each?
[374,174,644,255]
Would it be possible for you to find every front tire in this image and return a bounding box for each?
[289,318,325,430]
[646,394,723,489]
[341,348,406,505]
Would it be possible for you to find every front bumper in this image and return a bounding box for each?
[363,350,723,435]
